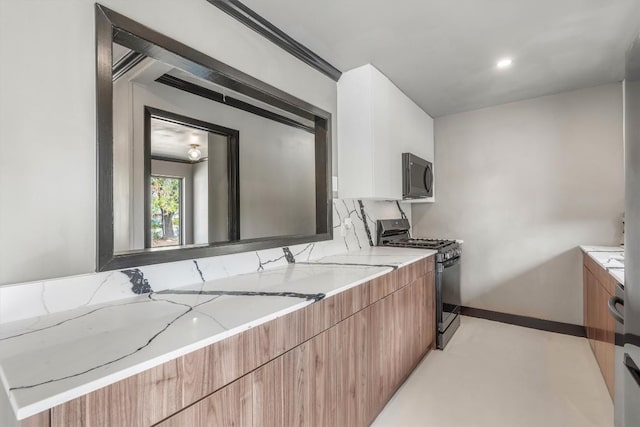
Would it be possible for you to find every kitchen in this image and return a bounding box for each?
[0,1,638,426]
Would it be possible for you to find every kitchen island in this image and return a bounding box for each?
[0,247,436,426]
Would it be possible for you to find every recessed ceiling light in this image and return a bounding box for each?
[496,58,513,69]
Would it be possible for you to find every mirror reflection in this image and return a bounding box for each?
[111,42,317,254]
[147,110,238,248]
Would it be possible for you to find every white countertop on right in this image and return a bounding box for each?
[580,245,624,285]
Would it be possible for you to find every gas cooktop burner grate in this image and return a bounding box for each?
[376,219,459,252]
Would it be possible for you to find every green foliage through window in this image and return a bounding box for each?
[150,176,182,247]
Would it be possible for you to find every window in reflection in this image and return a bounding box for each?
[150,175,183,247]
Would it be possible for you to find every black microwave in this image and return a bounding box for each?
[402,153,433,199]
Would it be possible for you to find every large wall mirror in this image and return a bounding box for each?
[96,5,332,271]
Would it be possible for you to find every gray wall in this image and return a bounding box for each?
[0,0,336,286]
[412,83,624,325]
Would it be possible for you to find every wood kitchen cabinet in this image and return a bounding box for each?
[335,310,369,426]
[583,253,617,399]
[36,256,435,427]
[247,333,337,427]
[367,275,434,423]
[337,64,435,201]
[250,268,434,427]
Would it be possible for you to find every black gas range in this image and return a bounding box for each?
[377,219,461,349]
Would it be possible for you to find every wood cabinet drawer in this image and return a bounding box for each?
[424,256,435,273]
[20,412,50,427]
[368,270,398,303]
[311,283,370,333]
[396,259,428,289]
[155,376,252,427]
[369,256,433,304]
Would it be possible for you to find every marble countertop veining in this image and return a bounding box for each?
[0,247,435,420]
[580,245,625,285]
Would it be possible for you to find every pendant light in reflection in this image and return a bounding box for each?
[187,144,202,161]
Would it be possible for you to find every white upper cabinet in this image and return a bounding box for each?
[338,64,434,201]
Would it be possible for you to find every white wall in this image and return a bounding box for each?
[207,133,229,243]
[412,84,624,325]
[193,160,209,244]
[0,0,336,286]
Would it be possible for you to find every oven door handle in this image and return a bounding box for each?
[608,295,624,325]
[442,256,460,268]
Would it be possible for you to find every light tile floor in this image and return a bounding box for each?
[372,316,613,427]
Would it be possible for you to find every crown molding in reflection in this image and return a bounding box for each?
[156,74,315,133]
[112,51,146,81]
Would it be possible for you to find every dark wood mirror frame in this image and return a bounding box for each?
[96,4,332,271]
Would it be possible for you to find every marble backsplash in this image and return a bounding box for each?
[0,199,411,325]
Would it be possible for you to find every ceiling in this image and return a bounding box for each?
[150,118,209,161]
[240,0,640,116]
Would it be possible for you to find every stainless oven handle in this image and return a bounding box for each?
[608,295,624,325]
[624,354,640,388]
[442,256,460,268]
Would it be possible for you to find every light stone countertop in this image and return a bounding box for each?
[580,245,625,285]
[0,247,435,420]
